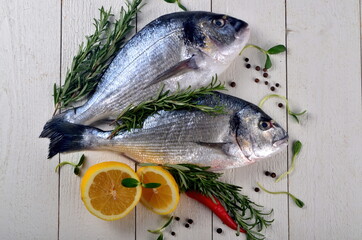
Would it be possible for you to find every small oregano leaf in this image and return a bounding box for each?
[176,0,187,11]
[294,198,305,208]
[143,183,162,188]
[74,167,80,175]
[77,154,85,167]
[264,54,272,69]
[267,45,286,54]
[292,141,302,156]
[121,178,140,188]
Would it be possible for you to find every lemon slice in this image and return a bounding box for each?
[137,166,179,215]
[80,161,141,221]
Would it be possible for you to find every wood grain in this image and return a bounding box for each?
[1,0,362,239]
[0,0,60,239]
[287,0,362,239]
[135,2,213,240]
[58,1,136,240]
[212,1,288,239]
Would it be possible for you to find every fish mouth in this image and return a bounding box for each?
[235,27,250,40]
[272,136,289,147]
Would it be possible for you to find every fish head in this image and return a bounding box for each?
[183,12,249,67]
[233,105,288,162]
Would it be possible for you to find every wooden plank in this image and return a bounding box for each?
[287,0,362,239]
[134,1,214,240]
[212,1,288,240]
[0,0,60,239]
[58,1,136,239]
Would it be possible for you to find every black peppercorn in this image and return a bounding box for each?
[175,216,180,221]
[246,63,251,69]
[185,223,190,228]
[278,103,284,108]
[264,81,269,85]
[254,78,260,83]
[263,68,267,72]
[171,231,176,236]
[244,57,249,62]
[263,73,268,78]
[254,187,260,192]
[255,66,261,71]
[265,171,270,176]
[271,172,276,178]
[187,219,193,224]
[229,82,236,87]
[275,83,280,87]
[270,86,275,91]
[216,228,223,234]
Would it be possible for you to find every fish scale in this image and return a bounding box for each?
[42,93,288,170]
[41,11,250,128]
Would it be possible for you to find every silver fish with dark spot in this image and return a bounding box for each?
[43,11,249,127]
[42,93,288,170]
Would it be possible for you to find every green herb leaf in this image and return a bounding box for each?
[258,94,307,123]
[109,76,226,138]
[239,44,285,71]
[264,54,272,69]
[267,45,286,54]
[292,140,302,155]
[157,233,164,240]
[77,154,85,167]
[275,140,303,183]
[176,0,187,11]
[163,0,187,11]
[142,183,161,188]
[121,178,140,188]
[74,167,80,175]
[257,182,305,208]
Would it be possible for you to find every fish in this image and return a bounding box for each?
[46,11,249,126]
[41,92,288,170]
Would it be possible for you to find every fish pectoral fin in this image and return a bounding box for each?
[195,141,234,156]
[144,56,199,88]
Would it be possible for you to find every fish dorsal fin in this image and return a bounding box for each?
[144,56,199,88]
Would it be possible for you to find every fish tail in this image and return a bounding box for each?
[40,118,102,159]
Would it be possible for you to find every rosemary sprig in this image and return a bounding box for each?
[257,182,305,208]
[140,163,273,240]
[275,141,302,183]
[259,94,307,123]
[108,76,226,138]
[239,44,286,69]
[53,0,143,114]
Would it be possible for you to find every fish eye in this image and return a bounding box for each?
[258,120,272,131]
[212,18,226,27]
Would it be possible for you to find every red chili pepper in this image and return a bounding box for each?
[185,191,245,233]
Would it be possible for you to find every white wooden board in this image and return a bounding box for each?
[0,0,361,239]
[287,0,362,239]
[0,0,60,239]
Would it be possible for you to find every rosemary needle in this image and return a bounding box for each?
[141,163,274,240]
[53,0,143,114]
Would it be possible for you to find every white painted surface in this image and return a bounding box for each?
[0,0,361,240]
